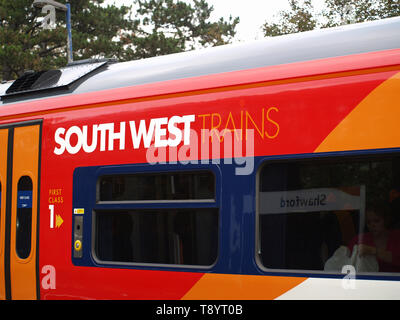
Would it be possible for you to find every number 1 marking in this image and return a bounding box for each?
[49,204,54,228]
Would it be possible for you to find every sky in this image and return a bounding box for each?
[207,0,328,42]
[106,0,323,42]
[208,0,291,42]
[107,0,327,43]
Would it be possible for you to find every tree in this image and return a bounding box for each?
[322,0,400,27]
[262,0,317,37]
[0,0,132,80]
[262,0,400,37]
[121,0,239,60]
[0,0,239,81]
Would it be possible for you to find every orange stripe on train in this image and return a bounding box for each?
[316,71,400,152]
[181,273,307,300]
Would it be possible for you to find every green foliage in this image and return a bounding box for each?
[0,0,239,80]
[263,0,317,36]
[0,0,131,80]
[122,0,239,60]
[263,0,400,37]
[322,0,400,27]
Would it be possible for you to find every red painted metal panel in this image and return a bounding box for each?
[1,49,399,299]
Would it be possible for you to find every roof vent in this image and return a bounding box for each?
[6,70,61,95]
[1,58,112,101]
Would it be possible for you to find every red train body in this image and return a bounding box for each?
[1,17,400,300]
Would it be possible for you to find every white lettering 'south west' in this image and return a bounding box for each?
[53,115,195,155]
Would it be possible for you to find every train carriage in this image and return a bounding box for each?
[1,16,400,300]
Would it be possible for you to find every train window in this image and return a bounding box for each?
[90,169,219,267]
[98,171,215,201]
[94,208,218,266]
[257,155,400,274]
[16,176,33,259]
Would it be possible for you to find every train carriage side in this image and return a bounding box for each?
[0,17,400,300]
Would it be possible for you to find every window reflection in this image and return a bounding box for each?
[99,171,215,201]
[258,156,400,273]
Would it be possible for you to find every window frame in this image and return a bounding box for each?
[255,151,400,278]
[96,170,216,204]
[87,164,221,270]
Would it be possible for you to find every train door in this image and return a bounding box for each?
[0,122,41,300]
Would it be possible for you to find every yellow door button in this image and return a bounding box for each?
[74,240,82,251]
